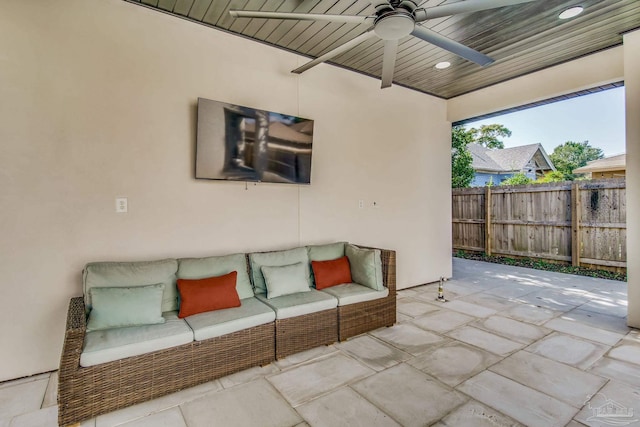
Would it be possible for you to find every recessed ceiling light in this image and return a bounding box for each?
[435,61,451,69]
[559,6,584,19]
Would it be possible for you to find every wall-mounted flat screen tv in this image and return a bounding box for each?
[196,97,314,184]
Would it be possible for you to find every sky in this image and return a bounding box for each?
[464,87,626,157]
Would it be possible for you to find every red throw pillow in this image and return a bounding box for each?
[312,256,352,290]
[177,271,240,318]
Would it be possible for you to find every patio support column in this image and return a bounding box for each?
[624,30,640,328]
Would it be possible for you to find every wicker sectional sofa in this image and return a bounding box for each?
[58,243,396,426]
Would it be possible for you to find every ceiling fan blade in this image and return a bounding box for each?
[370,0,393,12]
[292,29,377,74]
[381,39,399,89]
[411,25,494,66]
[229,10,372,24]
[415,0,539,21]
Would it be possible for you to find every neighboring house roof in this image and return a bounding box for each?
[468,143,555,173]
[467,143,503,172]
[573,154,626,174]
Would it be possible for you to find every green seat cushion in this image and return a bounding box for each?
[345,245,384,291]
[307,242,347,261]
[255,289,337,320]
[83,259,179,313]
[184,297,275,341]
[320,283,389,306]
[177,253,254,300]
[80,311,193,367]
[261,262,311,299]
[87,284,165,331]
[249,247,311,294]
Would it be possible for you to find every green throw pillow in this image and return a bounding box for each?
[83,259,178,313]
[249,247,311,294]
[261,262,310,299]
[86,284,165,331]
[345,244,384,291]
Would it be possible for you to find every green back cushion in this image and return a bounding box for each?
[307,242,346,261]
[86,284,165,331]
[307,242,347,287]
[83,259,179,312]
[345,244,384,291]
[177,253,254,300]
[249,247,311,294]
[261,262,311,299]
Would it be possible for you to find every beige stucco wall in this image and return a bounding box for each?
[0,0,452,380]
[624,30,640,328]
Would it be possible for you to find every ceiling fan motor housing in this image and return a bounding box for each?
[374,10,415,40]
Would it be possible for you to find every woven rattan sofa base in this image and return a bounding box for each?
[59,244,396,425]
[338,294,396,341]
[338,246,397,341]
[275,308,338,359]
[58,297,275,427]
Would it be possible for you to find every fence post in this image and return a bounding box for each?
[571,182,581,267]
[485,186,492,256]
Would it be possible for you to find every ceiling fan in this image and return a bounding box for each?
[230,0,540,89]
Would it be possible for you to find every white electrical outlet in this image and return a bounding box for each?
[115,197,128,213]
[358,200,364,209]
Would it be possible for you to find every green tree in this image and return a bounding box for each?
[501,173,533,186]
[451,125,474,188]
[549,141,604,180]
[469,124,512,149]
[536,170,566,183]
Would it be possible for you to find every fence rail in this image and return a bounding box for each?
[452,179,626,272]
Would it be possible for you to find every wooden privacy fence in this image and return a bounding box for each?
[452,179,626,272]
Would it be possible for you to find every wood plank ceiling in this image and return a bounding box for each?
[125,0,640,99]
